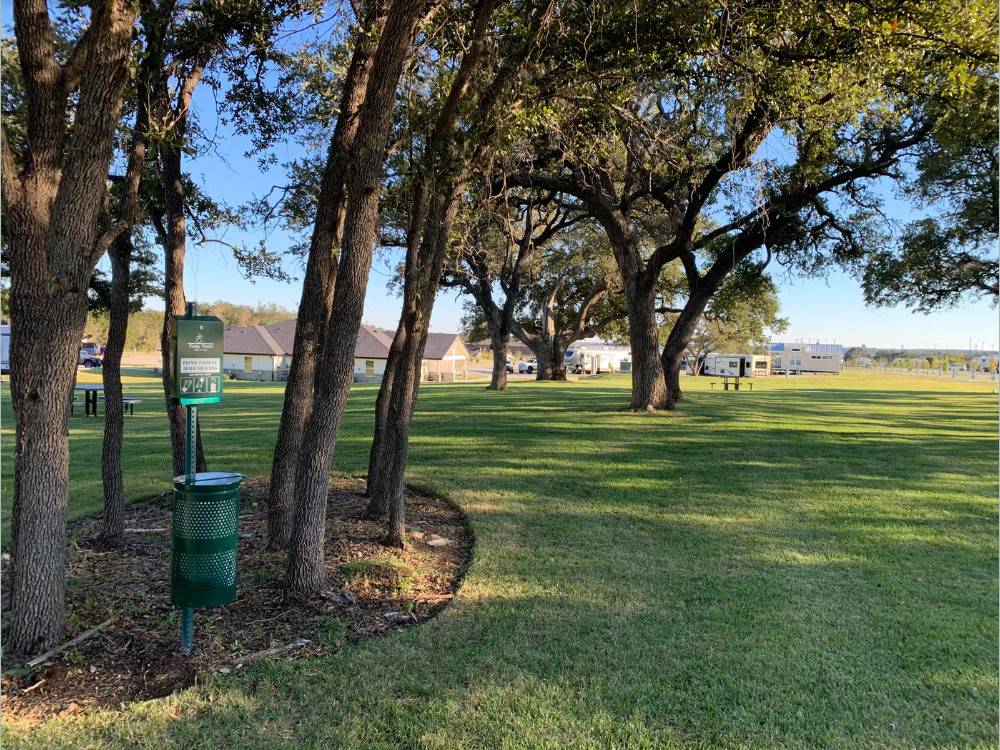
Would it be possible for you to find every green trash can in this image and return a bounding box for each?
[171,471,245,609]
[620,360,632,373]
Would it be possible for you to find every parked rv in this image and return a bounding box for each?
[565,339,631,374]
[769,343,843,374]
[702,353,770,377]
[1,324,9,374]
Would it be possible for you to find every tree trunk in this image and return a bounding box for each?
[488,324,509,390]
[159,143,206,477]
[532,338,568,381]
[268,9,383,548]
[366,190,459,543]
[661,292,714,408]
[624,276,667,410]
[364,321,403,516]
[3,0,138,655]
[7,279,86,654]
[96,232,131,547]
[369,326,426,548]
[550,339,568,380]
[286,0,426,594]
[364,322,416,536]
[267,258,334,546]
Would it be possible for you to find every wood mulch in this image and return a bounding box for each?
[1,477,473,725]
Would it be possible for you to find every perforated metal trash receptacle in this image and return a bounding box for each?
[171,471,245,609]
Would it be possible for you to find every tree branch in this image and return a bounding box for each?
[645,100,775,278]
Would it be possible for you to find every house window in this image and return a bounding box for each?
[243,356,253,373]
[365,360,375,377]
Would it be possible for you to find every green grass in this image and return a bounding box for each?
[3,369,997,748]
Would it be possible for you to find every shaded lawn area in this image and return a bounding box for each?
[2,370,997,748]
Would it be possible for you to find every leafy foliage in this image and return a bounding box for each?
[861,69,998,311]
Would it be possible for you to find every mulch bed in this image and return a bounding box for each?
[1,477,473,724]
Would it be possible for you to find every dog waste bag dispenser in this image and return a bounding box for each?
[173,315,225,405]
[169,311,244,653]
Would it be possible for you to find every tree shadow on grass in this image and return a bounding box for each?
[50,499,995,749]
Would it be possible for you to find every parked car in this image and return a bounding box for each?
[518,359,537,374]
[79,343,102,368]
[505,357,514,373]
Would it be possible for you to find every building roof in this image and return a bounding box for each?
[355,325,395,359]
[224,324,289,356]
[224,319,466,361]
[265,319,297,353]
[424,332,468,359]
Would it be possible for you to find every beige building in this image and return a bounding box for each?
[224,320,469,383]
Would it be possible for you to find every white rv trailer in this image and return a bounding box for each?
[769,343,843,374]
[702,353,770,377]
[1,324,9,374]
[565,338,631,374]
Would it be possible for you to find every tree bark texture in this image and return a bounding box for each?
[97,232,132,547]
[488,324,509,390]
[531,340,568,381]
[624,275,668,410]
[268,7,386,549]
[365,190,461,545]
[285,0,428,594]
[364,320,403,509]
[3,0,137,655]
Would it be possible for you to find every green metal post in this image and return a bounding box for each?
[180,607,193,654]
[180,301,196,655]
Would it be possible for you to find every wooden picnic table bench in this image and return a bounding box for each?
[710,376,753,392]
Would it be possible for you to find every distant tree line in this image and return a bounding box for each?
[82,301,296,352]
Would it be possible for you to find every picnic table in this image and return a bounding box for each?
[710,375,753,392]
[74,384,104,417]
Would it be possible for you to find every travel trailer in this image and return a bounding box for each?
[565,339,631,374]
[1,324,9,374]
[769,343,843,374]
[702,353,770,377]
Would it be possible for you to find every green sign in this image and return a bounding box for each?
[173,316,224,405]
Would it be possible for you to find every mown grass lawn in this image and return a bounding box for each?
[2,369,997,748]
